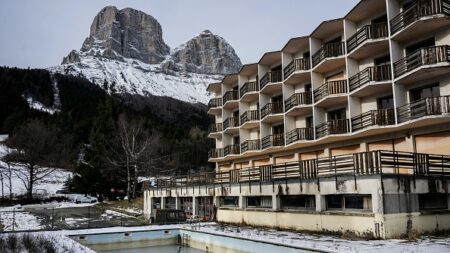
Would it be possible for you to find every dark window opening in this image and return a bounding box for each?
[377,96,394,109]
[153,198,161,209]
[281,195,315,210]
[246,196,272,208]
[272,124,284,135]
[220,196,239,207]
[410,83,440,102]
[271,65,282,72]
[406,37,435,55]
[271,95,283,103]
[304,83,312,92]
[328,108,346,121]
[374,55,391,66]
[326,195,372,211]
[303,51,310,58]
[372,14,388,24]
[327,36,342,44]
[419,194,448,210]
[306,116,314,128]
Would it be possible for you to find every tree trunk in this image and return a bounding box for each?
[1,172,4,199]
[27,165,34,200]
[126,157,131,201]
[132,163,138,199]
[8,163,12,199]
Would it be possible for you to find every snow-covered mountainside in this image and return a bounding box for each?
[50,6,242,104]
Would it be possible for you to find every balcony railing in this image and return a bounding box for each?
[313,80,347,102]
[208,98,222,108]
[223,116,239,130]
[285,128,314,145]
[315,119,350,139]
[312,42,345,67]
[224,144,240,156]
[397,96,450,123]
[223,90,239,104]
[284,92,313,111]
[390,0,450,35]
[261,101,284,119]
[240,110,260,125]
[208,148,223,159]
[347,23,388,53]
[351,109,395,132]
[349,65,392,92]
[259,70,282,90]
[283,58,311,79]
[261,133,285,149]
[209,123,223,133]
[241,140,261,153]
[240,81,259,98]
[394,45,450,77]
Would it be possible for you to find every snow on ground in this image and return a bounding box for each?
[102,209,133,218]
[0,209,44,231]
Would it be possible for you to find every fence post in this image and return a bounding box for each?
[51,207,55,230]
[87,206,91,229]
[12,208,15,231]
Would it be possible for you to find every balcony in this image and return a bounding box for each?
[222,90,239,109]
[285,128,314,145]
[349,65,392,97]
[397,96,450,123]
[224,144,240,156]
[208,123,223,138]
[261,133,285,149]
[259,70,282,94]
[347,22,389,60]
[390,0,450,42]
[240,81,259,102]
[351,109,395,132]
[394,45,450,84]
[312,42,346,73]
[315,119,350,139]
[241,140,261,153]
[284,92,313,116]
[208,148,223,159]
[261,101,284,123]
[240,110,260,129]
[283,58,311,84]
[207,98,222,114]
[313,80,348,107]
[223,116,239,134]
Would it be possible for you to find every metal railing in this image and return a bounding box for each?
[313,80,347,102]
[351,109,395,132]
[208,98,222,109]
[156,150,450,188]
[284,92,313,111]
[283,58,311,79]
[240,81,259,98]
[390,0,450,35]
[224,144,240,156]
[208,148,224,159]
[261,101,284,119]
[241,140,261,153]
[397,96,450,123]
[394,45,450,77]
[347,23,388,53]
[315,119,350,139]
[259,70,282,90]
[223,90,239,104]
[285,128,314,145]
[208,123,223,133]
[240,110,260,125]
[312,42,345,67]
[349,64,392,92]
[223,116,239,130]
[261,133,285,149]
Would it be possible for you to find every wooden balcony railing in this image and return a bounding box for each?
[208,123,223,133]
[285,128,314,145]
[312,41,345,67]
[347,23,388,53]
[397,96,450,123]
[313,80,347,102]
[240,81,259,98]
[283,58,311,79]
[351,109,395,132]
[223,90,239,104]
[261,101,284,119]
[261,133,285,149]
[157,150,450,188]
[208,98,222,108]
[315,119,350,139]
[390,0,450,35]
[223,116,239,130]
[241,140,261,153]
[349,64,392,91]
[208,148,223,159]
[284,92,313,111]
[259,70,282,90]
[224,144,240,156]
[394,45,450,77]
[240,110,260,125]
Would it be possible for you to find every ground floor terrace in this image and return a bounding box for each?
[144,149,450,239]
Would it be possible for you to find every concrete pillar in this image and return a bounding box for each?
[272,195,280,211]
[192,196,199,216]
[239,196,245,209]
[161,196,166,209]
[213,196,220,209]
[175,196,181,210]
[316,194,326,212]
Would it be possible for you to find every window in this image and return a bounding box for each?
[281,195,315,210]
[419,194,448,210]
[405,37,435,55]
[153,198,161,209]
[410,84,440,102]
[246,196,272,208]
[220,196,239,207]
[165,197,176,209]
[372,15,387,24]
[377,96,394,109]
[374,55,391,66]
[328,108,346,121]
[271,95,283,103]
[304,83,312,92]
[306,116,314,128]
[271,65,282,72]
[326,195,372,211]
[272,124,284,135]
[233,135,240,145]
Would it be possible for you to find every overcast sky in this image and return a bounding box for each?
[0,0,359,69]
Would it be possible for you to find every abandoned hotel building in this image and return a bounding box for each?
[144,0,450,238]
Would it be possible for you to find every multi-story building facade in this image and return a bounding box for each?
[144,0,450,239]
